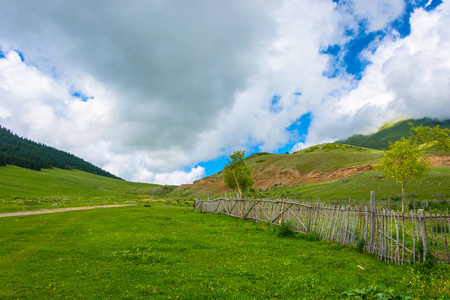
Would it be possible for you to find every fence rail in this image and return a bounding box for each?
[194,192,450,265]
[300,198,450,210]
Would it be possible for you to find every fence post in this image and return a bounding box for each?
[279,201,285,224]
[369,191,376,251]
[418,209,428,261]
[307,203,313,233]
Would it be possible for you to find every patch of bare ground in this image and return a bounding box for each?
[0,204,137,218]
[428,155,450,167]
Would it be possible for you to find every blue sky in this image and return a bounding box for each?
[198,112,313,177]
[0,0,449,184]
[195,0,443,178]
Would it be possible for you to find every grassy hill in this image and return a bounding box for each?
[0,125,120,179]
[175,142,449,201]
[250,143,381,172]
[175,143,384,197]
[0,165,176,213]
[338,117,450,150]
[175,117,450,201]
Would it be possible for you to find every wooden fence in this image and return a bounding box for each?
[301,198,450,210]
[194,192,450,265]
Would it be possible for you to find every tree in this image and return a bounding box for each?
[223,151,255,197]
[375,123,450,214]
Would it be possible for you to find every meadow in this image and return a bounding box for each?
[259,168,450,202]
[1,203,449,299]
[0,166,175,213]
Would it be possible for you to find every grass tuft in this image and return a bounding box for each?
[277,221,296,237]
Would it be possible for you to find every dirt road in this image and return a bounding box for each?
[0,204,137,218]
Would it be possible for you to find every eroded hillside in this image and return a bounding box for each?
[176,143,450,197]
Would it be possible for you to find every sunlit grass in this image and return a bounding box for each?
[1,204,448,299]
[0,165,171,213]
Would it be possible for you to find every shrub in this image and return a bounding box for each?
[298,231,320,242]
[356,238,366,253]
[406,192,418,199]
[343,286,411,299]
[391,194,402,201]
[277,222,296,237]
[414,243,437,273]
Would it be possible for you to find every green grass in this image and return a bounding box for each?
[1,204,448,299]
[247,168,449,202]
[247,143,382,173]
[0,165,174,213]
[338,117,450,150]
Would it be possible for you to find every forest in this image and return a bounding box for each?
[0,126,121,179]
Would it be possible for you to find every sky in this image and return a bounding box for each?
[0,0,449,185]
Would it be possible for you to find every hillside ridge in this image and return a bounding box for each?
[176,118,450,197]
[338,117,450,150]
[0,125,121,179]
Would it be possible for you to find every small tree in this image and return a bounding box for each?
[223,150,255,197]
[375,123,450,214]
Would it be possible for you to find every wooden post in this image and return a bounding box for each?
[369,191,376,251]
[307,205,312,233]
[418,209,428,262]
[279,201,285,224]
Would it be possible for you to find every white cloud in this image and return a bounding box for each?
[0,1,449,184]
[350,0,405,32]
[299,2,450,148]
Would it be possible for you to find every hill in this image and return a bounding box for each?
[0,165,175,213]
[337,117,450,150]
[175,134,450,200]
[0,125,120,179]
[176,143,385,196]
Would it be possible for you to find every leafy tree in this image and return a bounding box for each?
[223,150,255,197]
[375,123,450,214]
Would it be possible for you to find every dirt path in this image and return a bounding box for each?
[0,204,138,218]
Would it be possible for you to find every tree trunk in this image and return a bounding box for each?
[401,180,405,215]
[231,168,242,198]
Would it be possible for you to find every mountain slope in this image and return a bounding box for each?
[0,126,120,179]
[175,140,450,199]
[338,117,450,150]
[176,143,384,196]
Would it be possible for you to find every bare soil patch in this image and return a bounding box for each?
[0,204,137,218]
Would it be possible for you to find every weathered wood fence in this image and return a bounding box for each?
[301,198,450,210]
[194,192,450,265]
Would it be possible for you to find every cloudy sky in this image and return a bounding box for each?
[0,0,449,185]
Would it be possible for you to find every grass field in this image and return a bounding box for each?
[259,168,450,202]
[0,166,174,213]
[1,203,449,299]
